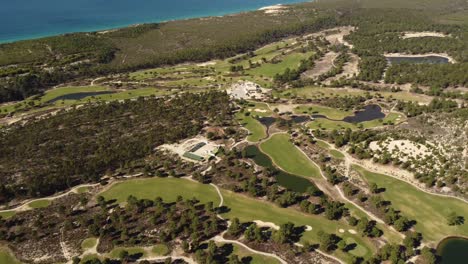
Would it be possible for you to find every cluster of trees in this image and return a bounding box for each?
[274,46,323,84]
[385,63,468,88]
[396,98,459,117]
[0,91,232,203]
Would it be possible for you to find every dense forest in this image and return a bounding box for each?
[0,91,232,203]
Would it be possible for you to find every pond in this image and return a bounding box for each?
[291,115,311,123]
[47,91,115,103]
[437,237,468,264]
[244,145,315,193]
[256,117,276,128]
[386,55,449,65]
[311,104,385,123]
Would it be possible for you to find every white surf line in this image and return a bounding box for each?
[0,183,99,214]
[213,235,288,264]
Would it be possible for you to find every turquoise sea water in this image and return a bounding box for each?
[0,0,307,43]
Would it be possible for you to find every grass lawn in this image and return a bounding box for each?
[28,199,51,209]
[99,177,376,261]
[76,186,90,194]
[0,211,16,219]
[221,189,374,260]
[0,248,21,264]
[260,133,320,178]
[308,112,404,131]
[216,242,281,264]
[330,149,345,159]
[295,104,352,119]
[81,238,98,250]
[247,52,314,78]
[151,244,170,256]
[236,102,272,142]
[276,87,432,104]
[100,177,220,205]
[108,247,147,259]
[236,113,267,142]
[354,165,468,243]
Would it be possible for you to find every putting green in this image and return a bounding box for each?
[355,165,468,243]
[260,133,320,178]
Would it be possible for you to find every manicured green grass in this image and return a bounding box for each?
[330,149,345,159]
[81,238,98,250]
[76,186,90,194]
[216,243,281,264]
[80,254,101,263]
[247,52,314,78]
[99,177,377,261]
[221,189,374,260]
[236,113,267,142]
[101,177,220,205]
[0,248,21,264]
[151,244,170,256]
[295,104,352,119]
[28,199,51,209]
[354,165,468,243]
[260,133,320,178]
[236,102,272,142]
[277,87,431,103]
[0,211,16,219]
[108,247,147,258]
[316,140,331,149]
[308,112,404,131]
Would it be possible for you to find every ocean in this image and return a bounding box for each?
[0,0,307,44]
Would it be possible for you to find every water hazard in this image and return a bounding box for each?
[437,237,468,264]
[311,104,385,123]
[244,145,315,193]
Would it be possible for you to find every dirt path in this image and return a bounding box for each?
[0,183,99,214]
[212,235,288,264]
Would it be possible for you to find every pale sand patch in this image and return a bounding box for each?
[254,220,280,230]
[259,5,287,14]
[384,52,456,63]
[369,139,432,163]
[254,109,267,113]
[197,61,217,67]
[305,225,313,231]
[338,229,345,233]
[348,229,357,234]
[402,31,449,39]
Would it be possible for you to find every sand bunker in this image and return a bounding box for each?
[402,32,449,39]
[338,229,345,233]
[348,229,357,234]
[254,220,280,230]
[305,225,313,231]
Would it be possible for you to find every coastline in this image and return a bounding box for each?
[0,0,308,44]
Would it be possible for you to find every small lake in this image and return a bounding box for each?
[311,104,385,123]
[244,145,315,193]
[386,56,449,65]
[47,91,115,103]
[437,237,468,264]
[291,115,311,123]
[257,117,276,128]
